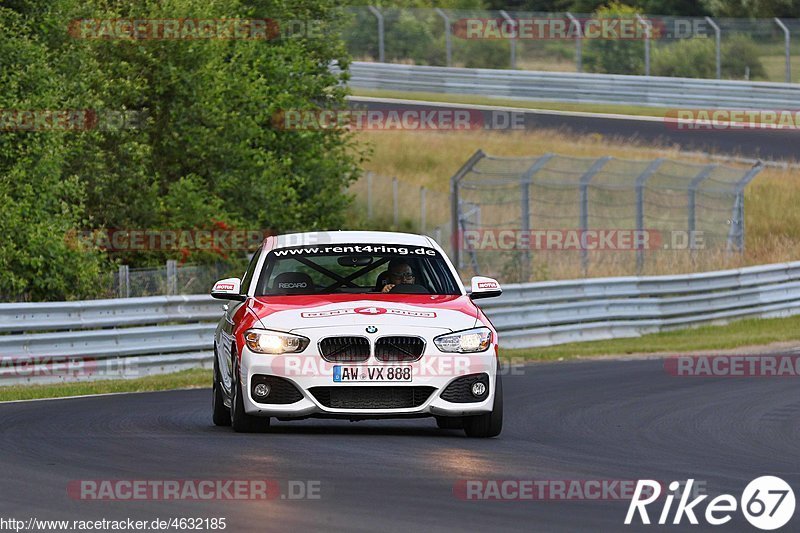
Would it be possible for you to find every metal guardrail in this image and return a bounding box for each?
[3,260,800,384]
[349,61,800,109]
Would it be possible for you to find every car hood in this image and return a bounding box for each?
[249,293,479,333]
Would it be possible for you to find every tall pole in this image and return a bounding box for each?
[435,8,452,67]
[705,17,721,79]
[566,12,582,73]
[499,10,516,69]
[775,18,791,83]
[368,6,385,63]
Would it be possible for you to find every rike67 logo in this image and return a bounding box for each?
[625,477,795,530]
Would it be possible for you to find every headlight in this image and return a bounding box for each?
[245,329,309,354]
[433,327,492,353]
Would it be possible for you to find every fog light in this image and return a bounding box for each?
[253,383,270,398]
[471,382,486,397]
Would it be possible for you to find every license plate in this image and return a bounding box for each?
[333,365,412,382]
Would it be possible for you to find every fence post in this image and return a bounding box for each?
[392,177,399,227]
[705,17,721,79]
[566,12,582,73]
[687,165,717,255]
[367,171,373,220]
[634,158,664,274]
[450,149,486,266]
[118,265,130,298]
[499,10,516,69]
[434,8,452,67]
[519,154,555,281]
[420,186,427,233]
[579,157,613,276]
[166,260,177,295]
[636,15,651,76]
[775,18,791,83]
[727,162,764,252]
[368,6,385,63]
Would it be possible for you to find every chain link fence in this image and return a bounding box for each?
[113,262,233,298]
[451,150,763,282]
[343,7,800,83]
[349,171,453,248]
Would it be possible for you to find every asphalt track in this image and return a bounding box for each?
[1,358,798,532]
[349,97,800,162]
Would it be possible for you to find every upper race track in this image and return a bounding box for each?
[349,97,800,162]
[1,358,798,532]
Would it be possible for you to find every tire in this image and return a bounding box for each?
[435,416,464,430]
[230,354,270,433]
[463,373,503,438]
[212,351,231,426]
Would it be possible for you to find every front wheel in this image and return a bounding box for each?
[230,356,270,433]
[463,373,503,438]
[212,352,231,426]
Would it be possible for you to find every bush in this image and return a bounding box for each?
[583,3,646,75]
[652,34,766,80]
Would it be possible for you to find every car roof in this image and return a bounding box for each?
[268,231,438,250]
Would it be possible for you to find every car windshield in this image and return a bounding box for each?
[254,243,461,296]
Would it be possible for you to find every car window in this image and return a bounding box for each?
[240,247,262,294]
[254,243,460,296]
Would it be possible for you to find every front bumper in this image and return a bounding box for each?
[239,342,498,419]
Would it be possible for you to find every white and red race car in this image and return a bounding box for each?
[211,231,503,437]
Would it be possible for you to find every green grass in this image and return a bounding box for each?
[505,314,800,361]
[0,368,211,402]
[350,88,668,117]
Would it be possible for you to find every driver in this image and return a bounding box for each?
[381,259,415,293]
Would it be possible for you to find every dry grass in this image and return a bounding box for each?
[352,129,800,278]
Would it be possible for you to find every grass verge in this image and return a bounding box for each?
[350,88,667,117]
[0,368,211,403]
[505,314,800,361]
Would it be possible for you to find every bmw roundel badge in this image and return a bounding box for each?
[366,326,378,334]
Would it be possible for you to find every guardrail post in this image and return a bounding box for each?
[579,157,612,276]
[634,158,664,274]
[367,171,373,220]
[118,265,130,298]
[450,149,486,267]
[166,260,177,295]
[727,162,764,252]
[566,13,582,73]
[420,186,427,233]
[705,17,721,79]
[775,18,791,83]
[368,6,385,63]
[434,8,452,67]
[636,15,651,76]
[687,164,717,257]
[499,10,516,69]
[392,177,399,227]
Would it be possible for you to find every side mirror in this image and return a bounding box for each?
[469,276,502,300]
[211,278,246,301]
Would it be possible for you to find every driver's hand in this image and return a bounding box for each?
[381,283,395,293]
